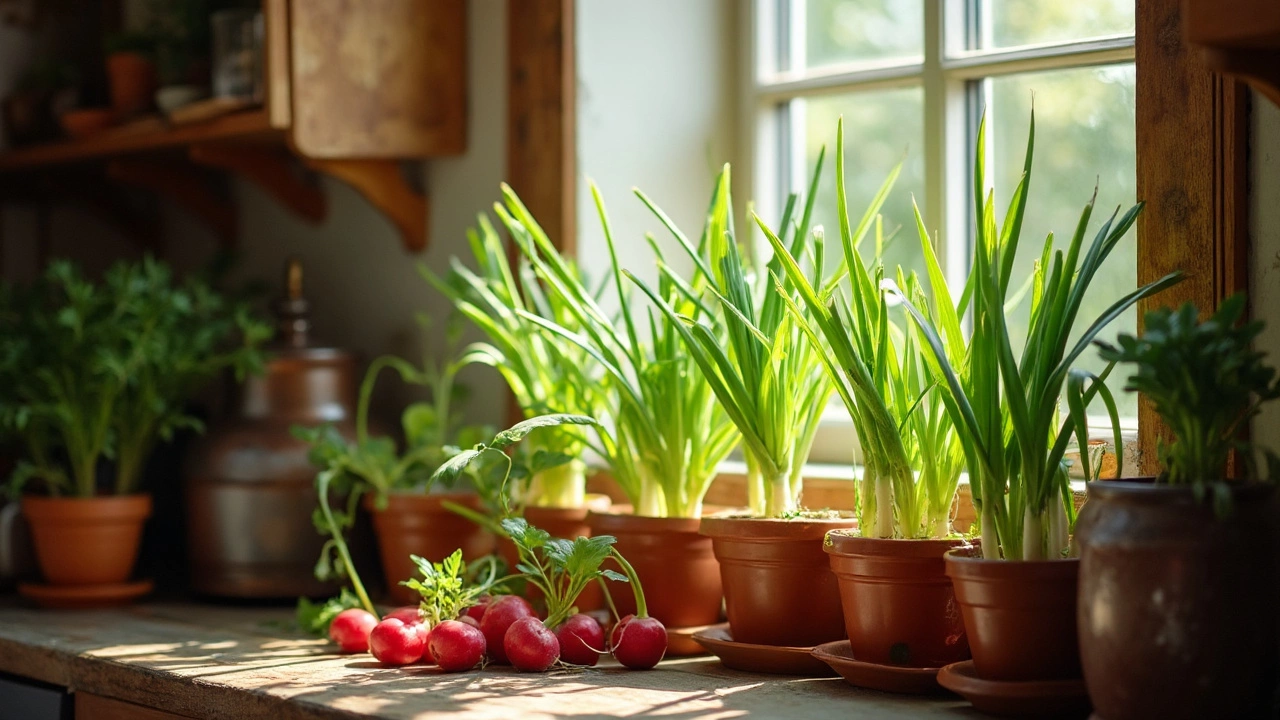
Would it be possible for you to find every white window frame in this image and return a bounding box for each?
[741,0,1137,466]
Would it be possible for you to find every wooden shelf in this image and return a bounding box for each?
[1185,0,1280,108]
[0,111,281,172]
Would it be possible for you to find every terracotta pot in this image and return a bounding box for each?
[23,495,152,586]
[497,495,611,611]
[1077,480,1279,720]
[587,508,723,630]
[699,515,852,647]
[826,533,972,666]
[59,108,114,140]
[106,52,157,118]
[366,492,495,605]
[945,548,1080,682]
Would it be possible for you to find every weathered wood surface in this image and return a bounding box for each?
[0,603,974,720]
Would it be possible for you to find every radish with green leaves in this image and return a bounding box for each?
[369,617,429,666]
[605,547,667,669]
[400,549,504,665]
[429,619,487,672]
[480,595,535,664]
[329,608,378,653]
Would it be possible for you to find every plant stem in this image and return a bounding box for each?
[874,476,894,539]
[1047,490,1069,558]
[608,547,648,618]
[745,451,765,517]
[636,478,665,517]
[765,467,795,517]
[979,504,1000,559]
[1021,505,1045,561]
[526,460,587,509]
[317,473,376,616]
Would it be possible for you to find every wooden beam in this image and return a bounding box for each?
[507,0,576,254]
[304,158,428,252]
[1135,0,1250,475]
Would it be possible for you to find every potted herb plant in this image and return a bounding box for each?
[760,118,972,669]
[486,178,741,641]
[627,160,862,649]
[0,259,266,599]
[1075,295,1280,720]
[902,112,1182,690]
[295,336,498,606]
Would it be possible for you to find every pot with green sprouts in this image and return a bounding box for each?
[901,110,1181,687]
[2,258,267,593]
[1076,295,1280,720]
[484,176,740,645]
[754,117,973,668]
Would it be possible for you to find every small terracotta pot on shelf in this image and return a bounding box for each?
[106,51,157,119]
[700,514,854,648]
[366,491,495,605]
[59,108,114,140]
[588,507,723,654]
[22,494,152,585]
[944,546,1081,682]
[496,494,612,611]
[1076,480,1279,720]
[826,533,973,667]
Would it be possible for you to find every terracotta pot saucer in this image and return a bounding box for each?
[693,623,835,676]
[811,640,948,695]
[19,579,153,609]
[938,660,1090,718]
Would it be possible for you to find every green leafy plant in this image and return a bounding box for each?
[628,160,862,517]
[763,118,962,538]
[501,517,626,628]
[402,549,505,627]
[901,111,1183,559]
[487,181,740,518]
[295,588,365,637]
[0,258,268,498]
[1096,294,1280,497]
[424,217,605,509]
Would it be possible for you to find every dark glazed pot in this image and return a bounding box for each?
[588,507,723,654]
[826,533,972,666]
[368,492,496,605]
[497,496,611,611]
[700,515,853,647]
[945,548,1080,681]
[1076,480,1279,720]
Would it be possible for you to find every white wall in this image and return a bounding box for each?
[575,0,740,297]
[1252,92,1280,450]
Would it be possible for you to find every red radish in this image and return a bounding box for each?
[610,614,667,669]
[605,549,668,669]
[329,608,378,653]
[462,595,493,622]
[384,605,423,625]
[504,616,560,672]
[480,595,535,664]
[555,613,604,667]
[369,618,428,666]
[429,620,487,672]
[457,615,480,629]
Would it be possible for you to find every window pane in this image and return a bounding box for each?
[982,0,1134,50]
[802,0,922,70]
[989,64,1137,418]
[796,87,926,281]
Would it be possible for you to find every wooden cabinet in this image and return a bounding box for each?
[76,694,194,720]
[0,0,467,252]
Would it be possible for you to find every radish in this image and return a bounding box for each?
[329,608,378,653]
[480,595,535,664]
[605,548,667,669]
[384,605,423,625]
[429,619,487,672]
[457,615,480,629]
[369,617,429,666]
[555,612,604,667]
[504,616,560,672]
[462,595,492,622]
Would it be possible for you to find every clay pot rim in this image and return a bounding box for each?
[586,507,703,533]
[523,493,612,520]
[1089,477,1275,505]
[363,490,481,512]
[944,548,1079,579]
[22,493,153,522]
[824,532,975,558]
[700,514,857,541]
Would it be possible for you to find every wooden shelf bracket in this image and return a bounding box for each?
[190,145,327,225]
[303,158,428,252]
[107,159,237,248]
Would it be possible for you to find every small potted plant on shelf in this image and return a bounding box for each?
[901,111,1182,705]
[484,179,742,647]
[104,31,159,120]
[294,334,498,606]
[1076,295,1280,720]
[628,158,862,651]
[762,118,972,677]
[0,258,267,606]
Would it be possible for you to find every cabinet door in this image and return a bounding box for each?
[0,673,68,720]
[76,693,193,720]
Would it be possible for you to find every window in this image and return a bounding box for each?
[746,0,1137,465]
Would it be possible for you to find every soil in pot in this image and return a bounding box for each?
[588,507,723,631]
[366,492,495,605]
[826,533,972,667]
[1076,480,1279,720]
[945,547,1080,682]
[496,495,611,611]
[107,52,157,118]
[700,515,853,647]
[23,495,152,586]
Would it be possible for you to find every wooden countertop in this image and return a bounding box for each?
[0,603,976,720]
